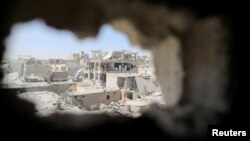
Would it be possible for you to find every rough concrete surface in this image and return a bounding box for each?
[0,0,244,140]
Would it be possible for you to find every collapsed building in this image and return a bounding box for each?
[45,59,69,82]
[137,55,153,76]
[20,57,50,82]
[69,50,162,113]
[2,49,162,116]
[78,50,138,85]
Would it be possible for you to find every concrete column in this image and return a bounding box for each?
[93,61,96,80]
[87,62,90,79]
[98,73,101,82]
[88,71,90,79]
[121,88,127,103]
[112,61,115,71]
[122,62,123,71]
[98,61,101,83]
[98,61,101,72]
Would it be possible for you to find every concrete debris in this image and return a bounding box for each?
[17,91,93,116]
[99,103,107,110]
[3,50,163,117]
[90,104,99,111]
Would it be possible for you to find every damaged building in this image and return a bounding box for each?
[65,90,121,110]
[2,48,162,116]
[78,50,138,85]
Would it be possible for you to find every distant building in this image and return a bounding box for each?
[80,50,138,86]
[68,53,80,61]
[137,56,153,76]
[68,51,89,63]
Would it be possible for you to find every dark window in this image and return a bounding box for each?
[106,95,110,100]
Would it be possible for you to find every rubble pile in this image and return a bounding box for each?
[17,91,90,116]
[99,101,131,117]
[2,50,163,117]
[78,80,95,87]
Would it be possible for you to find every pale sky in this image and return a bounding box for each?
[4,19,150,60]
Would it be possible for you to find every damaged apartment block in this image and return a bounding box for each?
[3,49,162,117]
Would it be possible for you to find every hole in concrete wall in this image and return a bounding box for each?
[106,95,110,100]
[1,19,166,118]
[0,0,232,138]
[126,92,133,100]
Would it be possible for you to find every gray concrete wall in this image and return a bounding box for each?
[66,63,82,76]
[135,76,158,94]
[9,60,22,73]
[52,72,68,81]
[25,82,77,94]
[68,91,121,110]
[106,73,134,89]
[24,64,50,77]
[106,73,120,88]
